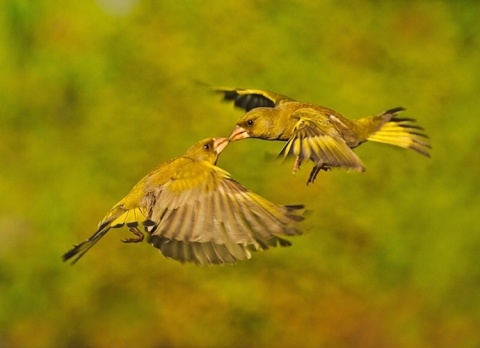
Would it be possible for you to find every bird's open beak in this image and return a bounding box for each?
[229,125,250,142]
[213,137,229,155]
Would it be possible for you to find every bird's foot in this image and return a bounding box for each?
[292,156,302,174]
[306,164,331,185]
[122,227,145,243]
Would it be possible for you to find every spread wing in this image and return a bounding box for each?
[216,88,292,112]
[278,109,366,171]
[146,159,304,265]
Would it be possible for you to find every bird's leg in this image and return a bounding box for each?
[122,227,145,243]
[307,166,320,185]
[292,156,302,174]
[307,163,331,185]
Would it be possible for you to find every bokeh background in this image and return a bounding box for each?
[1,1,479,347]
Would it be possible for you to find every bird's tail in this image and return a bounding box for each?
[366,107,431,157]
[62,205,153,264]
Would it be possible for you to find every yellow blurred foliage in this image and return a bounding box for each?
[1,1,479,347]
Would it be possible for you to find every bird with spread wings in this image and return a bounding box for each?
[217,88,430,184]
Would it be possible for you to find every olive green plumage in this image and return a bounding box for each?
[63,138,305,266]
[219,88,430,184]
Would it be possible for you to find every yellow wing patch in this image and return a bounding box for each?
[108,206,153,228]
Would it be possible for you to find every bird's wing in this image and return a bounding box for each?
[146,159,304,265]
[216,88,292,112]
[278,109,366,171]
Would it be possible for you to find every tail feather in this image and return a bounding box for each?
[62,226,111,264]
[384,107,406,114]
[367,110,431,157]
[63,206,153,264]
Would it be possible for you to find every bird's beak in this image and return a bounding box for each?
[229,125,250,142]
[213,137,229,155]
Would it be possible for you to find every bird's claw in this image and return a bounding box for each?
[306,164,331,185]
[121,227,145,243]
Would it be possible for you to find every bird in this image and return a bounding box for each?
[62,138,305,266]
[217,88,431,185]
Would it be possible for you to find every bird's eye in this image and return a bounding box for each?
[203,144,210,150]
[246,119,254,126]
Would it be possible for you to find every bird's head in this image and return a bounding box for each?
[186,138,229,164]
[229,109,278,141]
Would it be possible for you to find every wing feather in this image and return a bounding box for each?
[279,110,366,172]
[146,160,304,265]
[216,88,292,112]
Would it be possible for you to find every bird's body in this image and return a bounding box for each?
[219,88,430,184]
[63,138,305,265]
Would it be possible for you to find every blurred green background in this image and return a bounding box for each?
[1,0,479,347]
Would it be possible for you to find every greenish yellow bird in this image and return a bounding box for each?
[217,88,430,184]
[63,138,305,266]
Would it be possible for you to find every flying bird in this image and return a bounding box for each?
[63,138,305,266]
[217,88,430,184]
